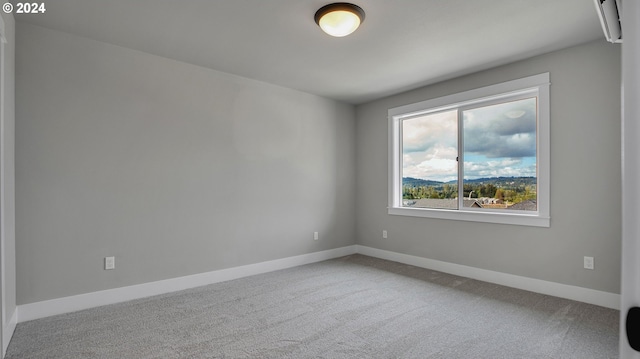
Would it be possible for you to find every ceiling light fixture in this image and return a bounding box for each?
[314,3,365,37]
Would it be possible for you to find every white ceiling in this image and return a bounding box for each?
[14,0,604,104]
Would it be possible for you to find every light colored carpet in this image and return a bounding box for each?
[6,254,619,358]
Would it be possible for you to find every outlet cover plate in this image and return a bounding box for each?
[105,256,115,270]
[584,256,594,270]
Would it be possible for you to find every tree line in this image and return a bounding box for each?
[402,182,536,204]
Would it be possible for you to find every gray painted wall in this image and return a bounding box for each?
[1,9,16,347]
[355,40,622,294]
[16,23,356,304]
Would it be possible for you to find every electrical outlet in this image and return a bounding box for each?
[314,232,319,240]
[382,230,388,239]
[583,256,594,270]
[105,256,115,270]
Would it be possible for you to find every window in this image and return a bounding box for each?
[388,73,550,227]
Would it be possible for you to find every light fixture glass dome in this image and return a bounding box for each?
[315,3,365,37]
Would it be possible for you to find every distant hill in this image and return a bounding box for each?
[403,176,536,187]
[463,176,536,186]
[402,177,445,187]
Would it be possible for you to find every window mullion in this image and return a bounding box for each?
[457,109,464,210]
[391,116,402,208]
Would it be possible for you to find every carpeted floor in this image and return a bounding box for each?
[6,254,619,358]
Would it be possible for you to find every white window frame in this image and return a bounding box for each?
[388,73,550,227]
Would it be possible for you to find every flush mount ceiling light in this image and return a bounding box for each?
[314,3,365,37]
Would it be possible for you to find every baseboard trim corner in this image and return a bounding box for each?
[355,245,620,310]
[17,245,357,323]
[3,309,17,357]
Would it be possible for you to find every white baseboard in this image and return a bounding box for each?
[17,245,358,323]
[3,308,17,357]
[16,244,619,324]
[355,245,620,310]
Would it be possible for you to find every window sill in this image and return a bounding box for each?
[388,207,550,227]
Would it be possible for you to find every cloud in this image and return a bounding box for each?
[464,158,536,178]
[403,148,458,182]
[402,110,457,153]
[463,98,536,158]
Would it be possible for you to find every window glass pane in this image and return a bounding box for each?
[462,97,537,211]
[402,110,458,209]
